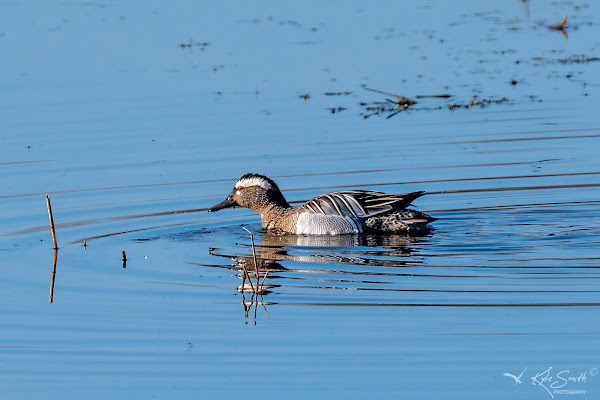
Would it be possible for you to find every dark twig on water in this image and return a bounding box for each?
[261,270,270,286]
[46,195,58,250]
[122,250,127,269]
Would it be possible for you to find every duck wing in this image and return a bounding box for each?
[302,190,426,218]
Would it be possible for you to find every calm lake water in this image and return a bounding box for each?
[1,1,599,399]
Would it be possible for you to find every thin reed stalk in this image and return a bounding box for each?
[46,195,58,250]
[243,227,260,293]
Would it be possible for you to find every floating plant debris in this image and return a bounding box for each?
[557,55,600,64]
[362,85,417,107]
[415,94,453,99]
[549,15,568,31]
[324,91,352,96]
[179,40,211,50]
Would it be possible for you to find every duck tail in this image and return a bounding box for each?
[399,190,427,209]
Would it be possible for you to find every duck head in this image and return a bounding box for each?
[208,173,290,213]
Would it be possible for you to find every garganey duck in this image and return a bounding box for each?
[208,173,435,235]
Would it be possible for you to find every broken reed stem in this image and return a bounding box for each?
[261,270,269,286]
[362,85,399,97]
[243,227,260,293]
[46,195,58,250]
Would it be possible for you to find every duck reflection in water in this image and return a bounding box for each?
[210,231,424,296]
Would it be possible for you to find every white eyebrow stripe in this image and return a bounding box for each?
[234,177,274,190]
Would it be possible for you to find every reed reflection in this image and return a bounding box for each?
[49,249,58,303]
